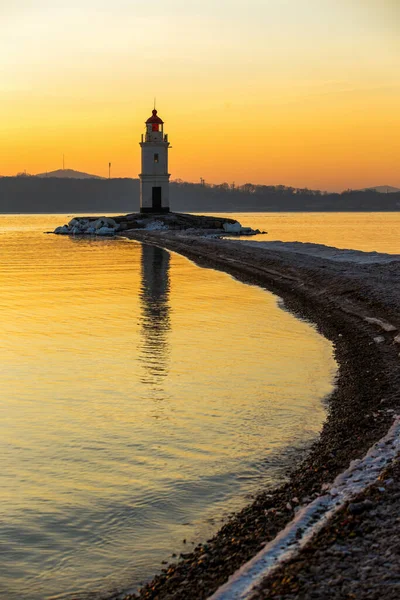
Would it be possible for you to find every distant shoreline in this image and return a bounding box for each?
[2,208,400,215]
[110,230,400,600]
[1,176,400,213]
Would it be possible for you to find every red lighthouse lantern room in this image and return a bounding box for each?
[146,109,164,133]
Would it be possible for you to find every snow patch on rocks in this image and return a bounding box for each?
[143,220,169,231]
[53,217,119,236]
[238,240,400,264]
[223,222,261,236]
[223,221,242,233]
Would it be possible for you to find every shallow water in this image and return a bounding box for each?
[0,215,335,600]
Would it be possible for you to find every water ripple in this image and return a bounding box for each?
[0,215,336,600]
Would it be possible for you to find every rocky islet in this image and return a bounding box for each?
[53,212,262,237]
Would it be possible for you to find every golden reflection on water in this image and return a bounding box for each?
[210,212,400,254]
[139,245,171,388]
[0,215,336,600]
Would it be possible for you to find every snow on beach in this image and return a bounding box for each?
[210,416,400,600]
[237,240,400,265]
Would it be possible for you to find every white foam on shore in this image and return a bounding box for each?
[237,240,400,264]
[209,416,400,600]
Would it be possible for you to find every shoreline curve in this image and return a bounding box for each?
[109,231,400,600]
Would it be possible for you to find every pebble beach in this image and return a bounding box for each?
[109,229,400,600]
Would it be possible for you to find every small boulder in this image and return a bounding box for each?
[70,226,83,235]
[348,500,375,515]
[240,227,254,235]
[223,221,242,233]
[103,217,118,229]
[93,218,106,230]
[95,226,116,236]
[93,217,118,230]
[54,225,70,235]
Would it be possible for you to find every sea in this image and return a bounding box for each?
[1,212,397,600]
[212,211,400,254]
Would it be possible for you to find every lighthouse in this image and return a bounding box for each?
[139,109,171,213]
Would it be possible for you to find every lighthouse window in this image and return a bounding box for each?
[154,153,159,163]
[152,123,159,132]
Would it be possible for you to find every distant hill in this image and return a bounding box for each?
[36,169,104,180]
[361,186,400,194]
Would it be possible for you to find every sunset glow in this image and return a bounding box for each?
[1,0,399,190]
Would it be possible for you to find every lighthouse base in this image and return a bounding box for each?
[140,206,170,214]
[139,178,170,214]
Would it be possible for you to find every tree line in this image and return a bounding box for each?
[0,176,399,213]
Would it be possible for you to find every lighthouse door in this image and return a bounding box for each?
[152,187,162,210]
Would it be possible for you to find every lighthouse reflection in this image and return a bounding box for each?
[139,244,171,388]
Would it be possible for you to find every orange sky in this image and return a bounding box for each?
[0,0,399,191]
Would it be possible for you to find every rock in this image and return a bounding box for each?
[66,219,91,233]
[105,217,117,228]
[54,225,70,235]
[93,219,104,230]
[93,217,118,231]
[223,221,242,233]
[96,227,116,236]
[348,500,375,515]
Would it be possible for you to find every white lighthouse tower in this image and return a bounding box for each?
[139,109,171,213]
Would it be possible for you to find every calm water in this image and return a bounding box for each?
[0,215,337,600]
[210,212,400,254]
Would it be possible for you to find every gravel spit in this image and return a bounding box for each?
[107,232,400,600]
